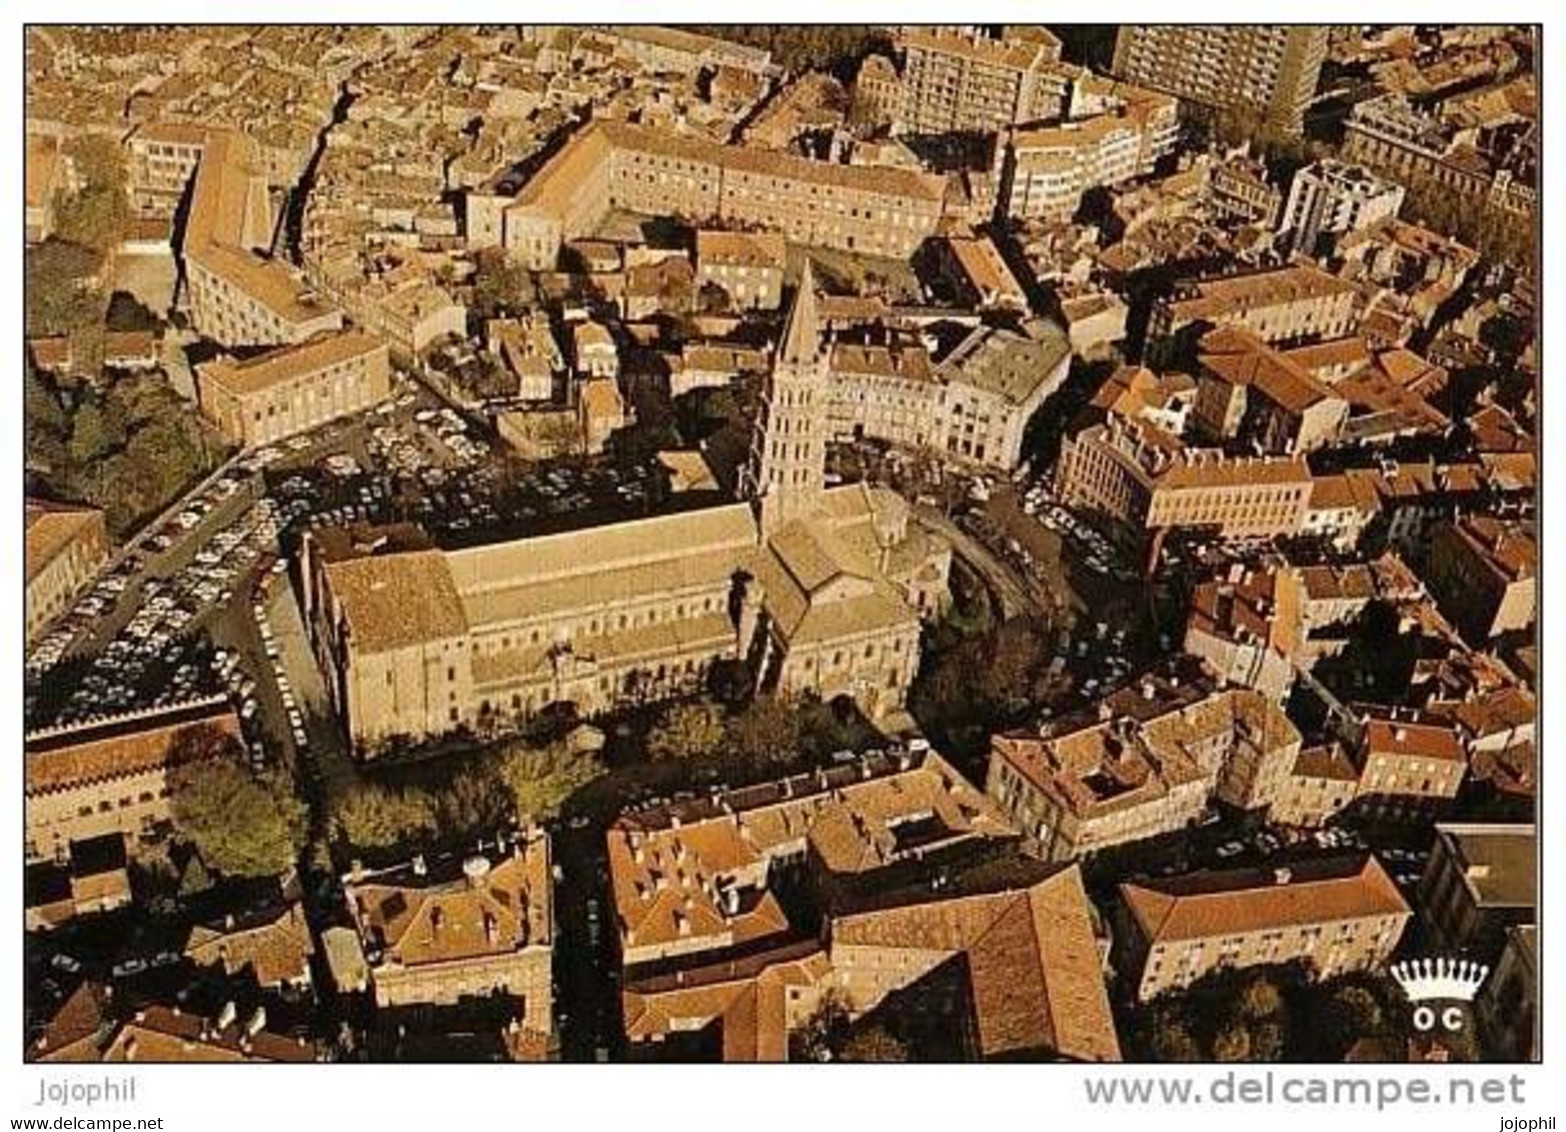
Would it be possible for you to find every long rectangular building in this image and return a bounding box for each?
[468,120,950,270]
[998,74,1179,221]
[180,127,342,348]
[25,698,241,862]
[1116,854,1410,1001]
[195,329,391,448]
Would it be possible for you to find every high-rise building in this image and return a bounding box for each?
[1111,27,1328,137]
[1278,159,1405,257]
[894,27,1065,136]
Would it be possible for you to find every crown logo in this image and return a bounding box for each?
[1389,957,1489,1003]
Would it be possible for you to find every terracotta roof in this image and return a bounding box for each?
[831,864,1120,1061]
[1164,263,1357,325]
[1121,854,1409,945]
[30,982,112,1062]
[184,901,315,988]
[1199,325,1340,415]
[697,229,785,268]
[325,549,469,652]
[197,330,385,399]
[26,699,241,797]
[609,751,1013,957]
[1290,742,1362,783]
[1451,516,1535,581]
[25,497,105,586]
[347,837,552,970]
[1361,715,1466,764]
[99,1006,314,1063]
[623,943,831,1061]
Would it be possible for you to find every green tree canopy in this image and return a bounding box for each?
[167,744,307,878]
[495,740,605,823]
[647,701,727,762]
[838,1024,909,1063]
[724,696,803,765]
[334,782,439,852]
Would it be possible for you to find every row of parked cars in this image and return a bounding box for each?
[1022,479,1133,581]
[30,495,294,729]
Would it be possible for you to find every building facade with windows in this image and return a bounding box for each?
[196,329,391,448]
[1116,854,1411,1001]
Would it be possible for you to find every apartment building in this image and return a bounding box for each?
[931,322,1072,468]
[1192,326,1349,455]
[1271,742,1362,828]
[694,229,785,310]
[986,672,1300,861]
[1056,416,1314,541]
[1116,854,1410,1001]
[1422,517,1536,642]
[1343,93,1536,222]
[780,316,1062,477]
[468,120,948,271]
[31,992,315,1064]
[1183,565,1302,701]
[195,329,391,448]
[1417,823,1535,961]
[181,128,343,348]
[341,838,554,1036]
[827,338,943,452]
[894,27,1064,136]
[183,901,315,994]
[125,121,209,217]
[1111,27,1329,137]
[938,235,1030,312]
[1279,159,1406,258]
[1206,152,1282,227]
[998,78,1179,222]
[1146,263,1361,366]
[25,833,132,930]
[487,315,565,401]
[1348,712,1468,822]
[25,698,241,862]
[25,498,109,645]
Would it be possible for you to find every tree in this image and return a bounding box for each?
[789,990,851,1062]
[647,701,727,762]
[470,249,532,322]
[1238,975,1284,1021]
[724,696,803,765]
[334,782,439,852]
[177,853,213,898]
[55,135,129,255]
[68,398,125,465]
[168,755,308,879]
[495,740,605,823]
[838,1024,908,1063]
[1212,1026,1252,1062]
[1147,1017,1203,1062]
[1317,984,1385,1055]
[438,764,514,842]
[25,239,102,337]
